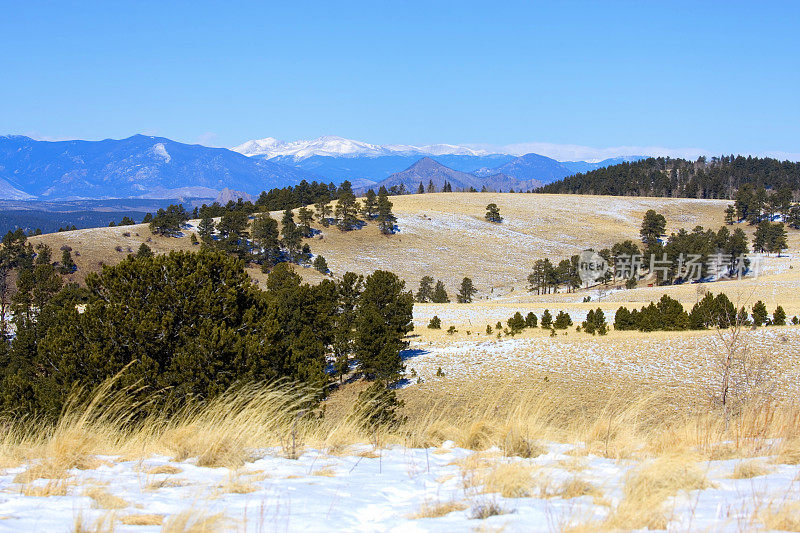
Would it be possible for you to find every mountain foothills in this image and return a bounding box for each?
[0,134,642,201]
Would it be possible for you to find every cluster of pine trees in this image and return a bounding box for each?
[528,209,759,293]
[614,293,789,332]
[0,247,414,420]
[415,276,477,303]
[538,155,800,199]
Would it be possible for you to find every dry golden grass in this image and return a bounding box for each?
[311,466,336,477]
[607,453,711,530]
[145,478,188,491]
[730,460,771,479]
[409,499,468,519]
[84,486,129,509]
[146,465,183,475]
[19,478,70,497]
[73,512,117,533]
[119,513,164,526]
[160,511,227,533]
[759,501,800,531]
[776,438,800,464]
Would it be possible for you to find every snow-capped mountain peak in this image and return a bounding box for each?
[232,136,493,160]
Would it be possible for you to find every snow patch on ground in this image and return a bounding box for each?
[1,445,798,531]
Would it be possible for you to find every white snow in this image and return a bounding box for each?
[1,444,797,531]
[151,143,171,164]
[231,136,493,160]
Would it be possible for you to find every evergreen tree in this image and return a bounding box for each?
[281,209,302,261]
[724,204,736,225]
[525,312,537,328]
[332,272,363,381]
[457,277,477,303]
[335,181,361,231]
[431,280,450,303]
[417,182,425,194]
[427,180,436,193]
[553,310,573,329]
[149,204,189,236]
[362,189,378,219]
[773,305,787,326]
[416,276,434,303]
[197,216,216,243]
[354,271,414,383]
[297,207,314,237]
[59,249,76,274]
[136,243,153,258]
[376,187,396,235]
[507,312,526,332]
[540,309,553,329]
[251,213,281,266]
[640,209,666,246]
[485,203,503,223]
[314,200,332,227]
[313,254,329,274]
[216,210,250,259]
[427,316,441,329]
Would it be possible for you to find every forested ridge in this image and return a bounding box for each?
[537,155,800,199]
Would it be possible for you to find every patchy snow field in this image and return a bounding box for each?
[2,443,799,532]
[403,327,800,400]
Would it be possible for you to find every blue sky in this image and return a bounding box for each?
[2,1,799,159]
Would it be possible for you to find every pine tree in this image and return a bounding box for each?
[149,204,189,237]
[724,204,736,225]
[525,312,537,328]
[362,189,377,219]
[59,249,76,274]
[136,243,153,258]
[314,200,332,227]
[553,311,573,329]
[197,216,216,243]
[297,206,314,237]
[457,277,477,303]
[335,181,361,231]
[640,209,666,246]
[217,210,250,259]
[354,271,414,383]
[332,272,364,381]
[427,316,441,329]
[431,280,449,303]
[427,180,436,193]
[540,309,553,329]
[752,300,768,327]
[485,203,503,223]
[252,213,281,266]
[773,305,787,326]
[313,254,329,274]
[376,187,396,235]
[507,312,526,332]
[281,209,302,261]
[416,276,434,303]
[417,182,425,194]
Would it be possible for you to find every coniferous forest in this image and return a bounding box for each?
[537,155,800,199]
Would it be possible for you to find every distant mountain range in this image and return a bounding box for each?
[0,135,319,200]
[372,158,543,193]
[0,134,644,200]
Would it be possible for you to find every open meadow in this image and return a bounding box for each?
[4,192,800,532]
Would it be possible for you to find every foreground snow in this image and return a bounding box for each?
[1,442,799,532]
